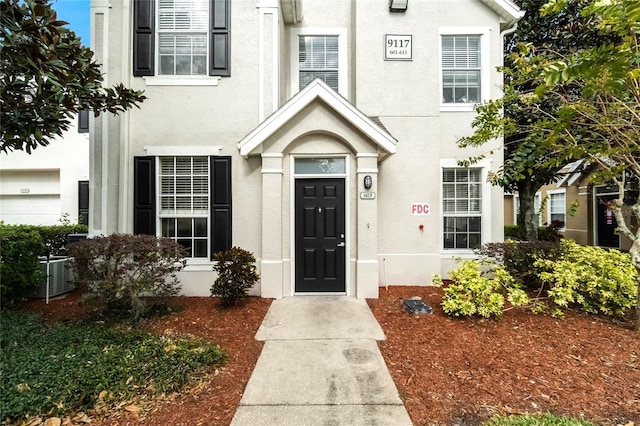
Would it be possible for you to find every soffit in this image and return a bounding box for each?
[479,0,525,29]
[280,0,303,24]
[238,79,397,158]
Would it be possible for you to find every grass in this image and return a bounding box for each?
[0,310,224,421]
[484,414,596,426]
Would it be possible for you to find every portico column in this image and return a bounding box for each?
[261,153,284,298]
[356,153,379,298]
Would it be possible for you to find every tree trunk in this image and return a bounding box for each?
[609,188,640,332]
[517,182,539,241]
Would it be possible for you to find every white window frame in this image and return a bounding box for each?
[440,159,492,253]
[290,28,348,99]
[157,156,211,260]
[438,27,491,112]
[514,192,541,226]
[156,0,210,77]
[546,189,566,230]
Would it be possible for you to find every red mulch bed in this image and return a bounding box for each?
[18,286,640,425]
[368,286,640,425]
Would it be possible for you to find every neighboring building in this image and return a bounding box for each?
[0,113,90,226]
[504,161,637,250]
[90,0,523,297]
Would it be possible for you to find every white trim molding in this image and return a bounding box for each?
[439,158,493,253]
[290,27,348,99]
[238,79,397,158]
[438,27,492,112]
[144,146,223,156]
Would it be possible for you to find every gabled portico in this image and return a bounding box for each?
[238,80,396,299]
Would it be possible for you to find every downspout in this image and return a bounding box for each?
[500,21,518,39]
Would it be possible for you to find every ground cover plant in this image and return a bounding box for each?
[483,414,596,426]
[0,310,224,422]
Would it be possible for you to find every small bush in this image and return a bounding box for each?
[535,240,638,317]
[0,224,46,305]
[210,247,259,308]
[436,260,528,318]
[67,234,187,322]
[0,310,224,421]
[477,240,564,289]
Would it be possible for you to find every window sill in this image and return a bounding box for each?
[440,104,476,112]
[143,76,221,86]
[183,260,215,271]
[440,249,478,256]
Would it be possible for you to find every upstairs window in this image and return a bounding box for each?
[441,35,481,104]
[158,0,209,75]
[133,0,230,78]
[299,35,339,92]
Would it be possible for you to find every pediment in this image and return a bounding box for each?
[238,79,397,159]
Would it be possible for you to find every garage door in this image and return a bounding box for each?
[0,195,61,225]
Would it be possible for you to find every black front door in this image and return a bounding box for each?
[295,178,346,293]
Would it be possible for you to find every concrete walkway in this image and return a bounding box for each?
[230,297,412,426]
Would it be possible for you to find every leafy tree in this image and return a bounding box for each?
[538,0,640,330]
[0,0,145,153]
[458,0,609,240]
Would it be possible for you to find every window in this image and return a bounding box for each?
[298,36,339,92]
[443,168,482,249]
[159,157,209,257]
[133,155,231,261]
[441,35,481,104]
[291,28,347,97]
[133,0,230,78]
[158,0,209,75]
[548,190,566,227]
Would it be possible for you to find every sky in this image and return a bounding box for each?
[51,0,91,46]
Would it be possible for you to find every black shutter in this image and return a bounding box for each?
[78,180,89,225]
[210,0,230,76]
[134,156,156,235]
[133,0,155,77]
[78,110,90,133]
[211,156,232,256]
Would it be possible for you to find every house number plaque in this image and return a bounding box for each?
[360,192,376,200]
[385,34,412,60]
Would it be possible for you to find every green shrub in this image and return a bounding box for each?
[36,223,87,256]
[504,224,562,242]
[535,240,638,317]
[67,234,187,322]
[210,247,259,308]
[477,241,565,289]
[0,224,46,305]
[436,260,529,318]
[0,310,224,421]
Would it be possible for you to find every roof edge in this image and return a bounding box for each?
[238,79,397,158]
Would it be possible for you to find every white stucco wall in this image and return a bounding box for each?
[91,0,514,296]
[0,117,90,225]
